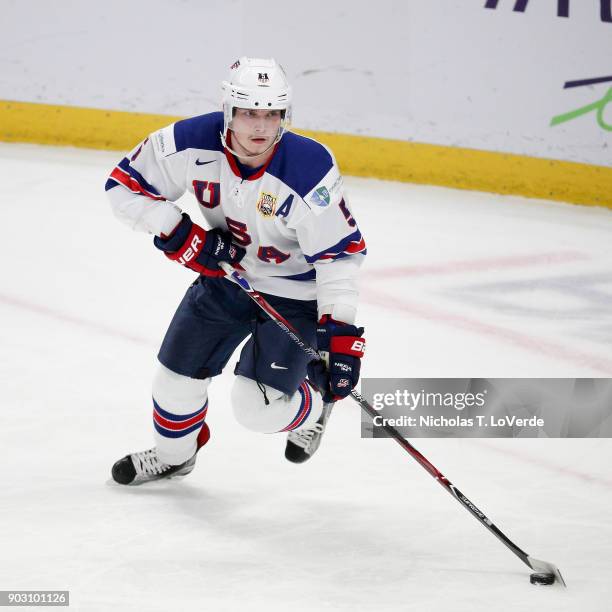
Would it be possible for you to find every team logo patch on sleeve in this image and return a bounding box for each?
[310,186,331,207]
[257,192,277,217]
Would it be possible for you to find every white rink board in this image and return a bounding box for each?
[2,0,611,165]
[1,143,612,610]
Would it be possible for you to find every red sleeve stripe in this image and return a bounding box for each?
[110,166,166,201]
[318,237,367,261]
[345,237,367,254]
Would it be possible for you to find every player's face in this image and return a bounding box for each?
[230,108,282,157]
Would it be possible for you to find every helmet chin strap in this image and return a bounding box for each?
[220,128,283,160]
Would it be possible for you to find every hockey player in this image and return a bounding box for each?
[106,58,366,485]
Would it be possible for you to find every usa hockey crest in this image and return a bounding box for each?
[257,192,277,217]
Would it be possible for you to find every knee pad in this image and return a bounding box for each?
[231,375,322,434]
[153,363,210,414]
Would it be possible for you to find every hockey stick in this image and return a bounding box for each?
[219,263,566,586]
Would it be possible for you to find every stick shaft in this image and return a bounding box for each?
[220,264,533,570]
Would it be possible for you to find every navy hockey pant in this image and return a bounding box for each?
[158,276,318,395]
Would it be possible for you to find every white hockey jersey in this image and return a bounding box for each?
[105,112,366,321]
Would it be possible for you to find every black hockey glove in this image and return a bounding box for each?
[307,315,365,403]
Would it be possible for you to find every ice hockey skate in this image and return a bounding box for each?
[111,424,210,485]
[285,402,333,464]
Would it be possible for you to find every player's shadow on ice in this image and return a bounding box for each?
[105,477,405,562]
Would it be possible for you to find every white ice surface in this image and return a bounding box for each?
[1,143,612,611]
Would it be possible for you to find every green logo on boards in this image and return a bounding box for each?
[551,77,612,132]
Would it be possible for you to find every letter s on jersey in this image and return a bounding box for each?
[225,217,252,247]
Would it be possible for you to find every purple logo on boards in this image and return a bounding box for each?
[484,0,611,22]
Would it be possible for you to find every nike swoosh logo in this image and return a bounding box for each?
[195,159,216,165]
[271,362,288,370]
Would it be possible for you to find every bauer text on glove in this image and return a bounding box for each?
[153,213,245,277]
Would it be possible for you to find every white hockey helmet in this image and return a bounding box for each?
[221,57,292,150]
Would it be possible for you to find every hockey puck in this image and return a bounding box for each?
[530,572,555,586]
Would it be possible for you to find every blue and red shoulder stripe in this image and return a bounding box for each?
[105,157,165,201]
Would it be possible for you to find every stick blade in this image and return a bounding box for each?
[527,556,566,587]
